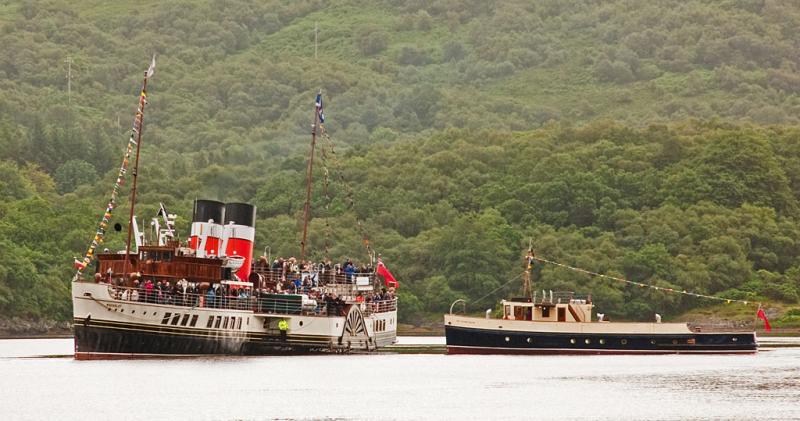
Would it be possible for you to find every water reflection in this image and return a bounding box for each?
[1,338,799,420]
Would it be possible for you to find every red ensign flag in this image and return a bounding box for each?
[757,307,771,332]
[377,261,399,288]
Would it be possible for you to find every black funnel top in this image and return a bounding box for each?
[193,200,225,224]
[224,202,256,227]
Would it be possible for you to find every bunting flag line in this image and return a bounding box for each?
[75,60,155,275]
[530,255,758,306]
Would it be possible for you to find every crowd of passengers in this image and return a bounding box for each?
[254,256,374,286]
[102,255,396,315]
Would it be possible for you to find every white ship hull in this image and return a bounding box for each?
[73,282,397,359]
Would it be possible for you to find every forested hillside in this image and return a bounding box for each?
[1,0,800,325]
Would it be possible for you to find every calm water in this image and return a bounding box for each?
[1,337,799,421]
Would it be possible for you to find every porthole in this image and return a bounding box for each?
[299,321,304,327]
[131,310,135,314]
[570,338,576,344]
[621,339,628,345]
[672,339,678,345]
[504,336,510,342]
[120,309,124,313]
[143,311,147,315]
[732,337,738,342]
[650,339,656,345]
[527,338,532,343]
[585,339,591,345]
[599,339,605,345]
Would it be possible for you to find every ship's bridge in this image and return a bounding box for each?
[503,291,594,323]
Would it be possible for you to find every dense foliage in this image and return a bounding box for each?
[1,0,800,323]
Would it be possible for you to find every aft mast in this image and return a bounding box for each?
[300,91,324,261]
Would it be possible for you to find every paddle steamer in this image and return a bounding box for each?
[71,61,397,359]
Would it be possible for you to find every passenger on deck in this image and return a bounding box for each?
[136,280,145,302]
[206,287,216,308]
[344,260,355,283]
[144,279,154,303]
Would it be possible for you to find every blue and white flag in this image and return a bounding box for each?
[315,92,325,123]
[146,54,156,78]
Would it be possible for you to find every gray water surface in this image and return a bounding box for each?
[1,338,798,420]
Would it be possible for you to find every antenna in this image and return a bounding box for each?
[314,22,319,59]
[65,56,73,105]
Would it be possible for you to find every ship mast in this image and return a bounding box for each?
[523,241,534,301]
[122,57,155,281]
[300,91,322,261]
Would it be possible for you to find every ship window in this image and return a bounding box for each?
[504,336,510,342]
[206,316,214,328]
[542,307,550,318]
[246,318,250,326]
[732,337,738,342]
[180,314,190,326]
[237,317,242,330]
[214,317,221,329]
[171,313,181,325]
[621,339,628,345]
[131,310,135,314]
[650,339,656,345]
[570,338,576,344]
[161,313,172,324]
[585,339,591,345]
[190,315,199,327]
[223,317,229,329]
[527,338,532,343]
[599,339,605,345]
[672,339,678,345]
[299,321,304,327]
